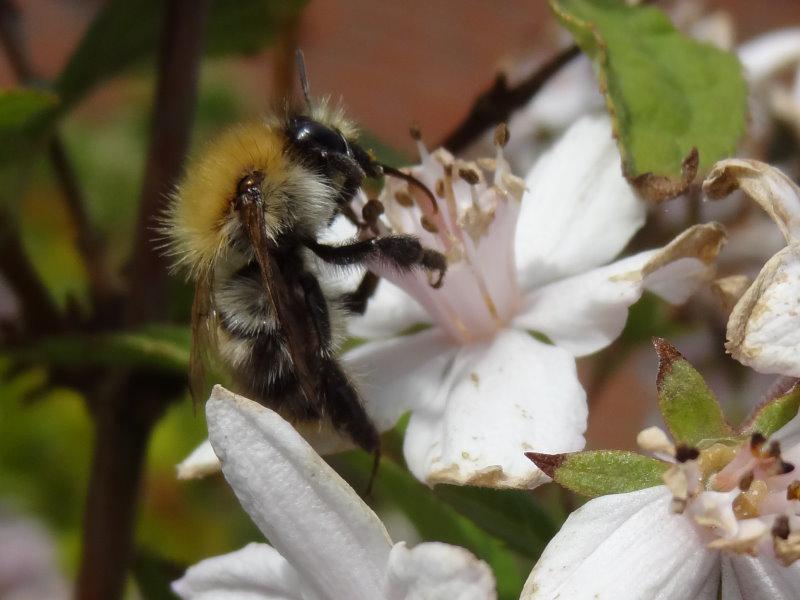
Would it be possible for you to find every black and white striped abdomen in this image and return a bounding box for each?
[212,254,347,416]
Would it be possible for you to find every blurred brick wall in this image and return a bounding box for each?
[3,0,799,153]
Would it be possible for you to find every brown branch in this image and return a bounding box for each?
[125,0,210,326]
[0,228,61,336]
[437,44,580,153]
[75,2,211,599]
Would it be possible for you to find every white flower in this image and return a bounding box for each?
[522,417,800,599]
[177,116,725,488]
[738,28,800,146]
[172,386,496,600]
[0,509,68,600]
[704,159,800,377]
[345,115,725,489]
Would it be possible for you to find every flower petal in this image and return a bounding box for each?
[515,115,645,290]
[521,487,719,600]
[773,411,800,449]
[345,328,457,432]
[347,278,432,340]
[704,159,800,243]
[738,28,800,85]
[172,542,303,600]
[176,439,221,480]
[401,328,586,489]
[726,245,800,377]
[722,553,800,600]
[384,541,497,600]
[206,387,392,600]
[513,223,726,357]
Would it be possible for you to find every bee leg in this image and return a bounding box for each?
[318,356,381,496]
[340,271,380,315]
[298,271,381,492]
[306,236,447,286]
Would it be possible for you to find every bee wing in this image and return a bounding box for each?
[189,271,221,405]
[238,199,320,406]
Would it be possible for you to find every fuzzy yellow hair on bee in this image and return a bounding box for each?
[163,101,361,281]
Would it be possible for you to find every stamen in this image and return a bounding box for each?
[751,432,767,454]
[773,515,791,540]
[788,480,800,501]
[493,122,510,148]
[420,215,439,233]
[476,157,496,171]
[394,190,414,208]
[362,199,385,225]
[767,440,782,459]
[733,479,768,519]
[636,426,675,456]
[780,461,796,475]
[409,122,429,162]
[675,444,700,463]
[698,443,736,477]
[458,167,481,185]
[435,179,446,199]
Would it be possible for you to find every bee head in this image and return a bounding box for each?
[286,115,382,180]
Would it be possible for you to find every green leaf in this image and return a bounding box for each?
[333,452,528,600]
[0,89,58,164]
[19,183,90,313]
[527,450,668,498]
[742,385,800,438]
[549,0,747,201]
[0,89,58,131]
[56,0,307,111]
[17,325,190,373]
[653,338,733,445]
[434,485,558,559]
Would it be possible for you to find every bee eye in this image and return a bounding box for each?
[289,117,349,156]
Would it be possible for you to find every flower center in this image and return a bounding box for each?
[360,126,526,344]
[640,427,800,564]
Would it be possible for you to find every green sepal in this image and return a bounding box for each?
[741,385,800,438]
[527,450,668,498]
[654,337,733,445]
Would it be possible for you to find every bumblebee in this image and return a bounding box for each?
[164,68,446,471]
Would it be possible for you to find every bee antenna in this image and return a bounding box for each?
[295,48,313,111]
[379,163,439,214]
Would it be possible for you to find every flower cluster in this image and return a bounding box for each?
[645,424,800,565]
[523,340,800,599]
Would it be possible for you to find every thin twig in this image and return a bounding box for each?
[48,137,113,307]
[126,0,211,326]
[0,0,111,322]
[75,2,211,599]
[0,228,62,336]
[0,1,62,335]
[437,44,580,153]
